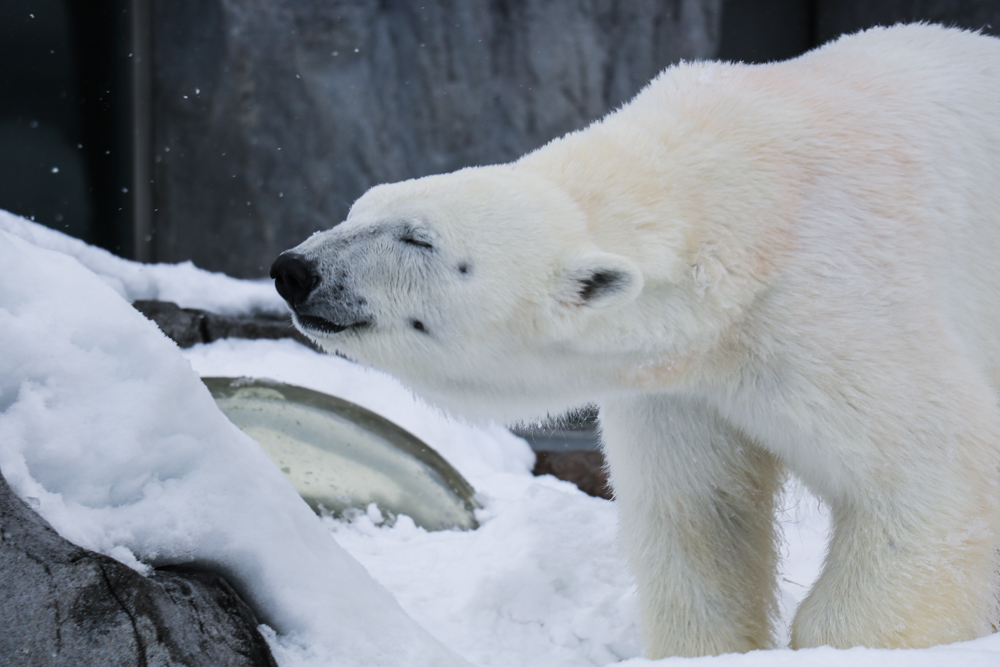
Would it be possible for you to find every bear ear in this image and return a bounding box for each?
[557,252,644,310]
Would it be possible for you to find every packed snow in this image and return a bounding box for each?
[0,217,464,667]
[0,210,283,315]
[2,211,999,666]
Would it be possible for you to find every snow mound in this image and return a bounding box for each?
[0,228,468,667]
[0,210,284,315]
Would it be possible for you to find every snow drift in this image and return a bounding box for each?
[0,224,468,666]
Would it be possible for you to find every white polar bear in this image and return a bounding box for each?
[271,24,1000,657]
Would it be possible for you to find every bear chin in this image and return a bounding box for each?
[318,336,605,425]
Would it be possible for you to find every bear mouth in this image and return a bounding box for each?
[296,313,371,335]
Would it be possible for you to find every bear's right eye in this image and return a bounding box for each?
[402,237,433,249]
[400,230,434,250]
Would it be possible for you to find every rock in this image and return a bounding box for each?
[815,0,1000,43]
[533,450,612,500]
[132,299,208,348]
[132,299,319,350]
[514,410,612,499]
[0,470,277,667]
[150,0,722,277]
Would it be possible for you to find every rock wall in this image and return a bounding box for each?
[816,0,1000,43]
[151,0,722,277]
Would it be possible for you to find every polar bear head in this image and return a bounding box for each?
[271,165,654,420]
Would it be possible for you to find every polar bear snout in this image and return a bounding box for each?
[271,247,374,337]
[270,252,319,307]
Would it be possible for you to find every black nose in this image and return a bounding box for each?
[270,252,319,306]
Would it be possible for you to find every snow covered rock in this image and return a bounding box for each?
[0,225,470,667]
[0,209,284,315]
[0,470,276,666]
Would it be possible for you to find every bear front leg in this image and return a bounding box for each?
[600,393,784,658]
[790,439,1000,648]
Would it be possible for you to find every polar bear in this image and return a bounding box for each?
[270,25,1000,656]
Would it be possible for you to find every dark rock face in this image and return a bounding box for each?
[0,470,277,667]
[816,0,1000,43]
[133,299,319,350]
[533,450,612,500]
[150,0,722,277]
[514,411,612,499]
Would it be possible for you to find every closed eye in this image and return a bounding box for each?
[400,226,435,250]
[401,236,434,249]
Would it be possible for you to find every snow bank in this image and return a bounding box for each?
[617,635,1000,667]
[0,210,284,315]
[186,338,640,666]
[0,228,469,667]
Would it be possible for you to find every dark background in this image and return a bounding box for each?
[2,0,998,277]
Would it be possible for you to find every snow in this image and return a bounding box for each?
[0,224,465,667]
[3,213,1000,666]
[0,209,284,315]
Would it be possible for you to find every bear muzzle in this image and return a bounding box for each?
[271,251,373,336]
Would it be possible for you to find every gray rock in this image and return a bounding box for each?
[132,299,319,350]
[514,411,611,499]
[150,0,722,277]
[532,450,612,500]
[815,0,1000,43]
[0,470,277,667]
[132,299,208,348]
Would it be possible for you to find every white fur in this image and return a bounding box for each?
[284,25,1000,656]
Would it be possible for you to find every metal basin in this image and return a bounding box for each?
[203,377,479,531]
